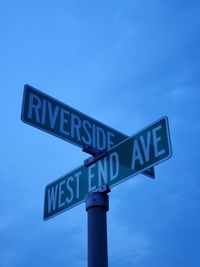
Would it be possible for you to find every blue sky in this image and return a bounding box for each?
[1,0,200,266]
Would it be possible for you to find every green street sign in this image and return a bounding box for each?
[21,84,154,178]
[21,84,127,150]
[44,116,172,220]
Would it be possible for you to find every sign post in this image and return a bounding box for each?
[21,85,173,267]
[85,185,110,267]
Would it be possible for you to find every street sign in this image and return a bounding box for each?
[21,84,155,178]
[21,84,127,150]
[44,116,172,220]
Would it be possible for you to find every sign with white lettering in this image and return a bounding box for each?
[21,84,154,178]
[21,84,126,150]
[44,117,172,220]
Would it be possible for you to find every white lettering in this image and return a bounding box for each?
[140,131,151,162]
[58,180,65,208]
[60,108,70,136]
[107,131,115,150]
[131,139,144,170]
[41,99,47,125]
[48,101,59,128]
[110,152,119,181]
[47,185,58,213]
[98,158,107,187]
[82,120,92,145]
[152,125,165,157]
[28,93,41,122]
[96,126,106,150]
[66,176,74,204]
[71,114,81,141]
[88,164,96,191]
[92,124,96,148]
[74,171,81,199]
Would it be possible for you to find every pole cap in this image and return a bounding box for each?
[85,191,109,212]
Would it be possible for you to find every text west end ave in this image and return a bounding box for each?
[44,118,171,219]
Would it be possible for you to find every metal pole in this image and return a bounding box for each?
[85,186,110,267]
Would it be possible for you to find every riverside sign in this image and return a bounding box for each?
[43,117,172,220]
[21,84,154,178]
[21,85,124,151]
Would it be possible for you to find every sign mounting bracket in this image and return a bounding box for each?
[83,146,107,167]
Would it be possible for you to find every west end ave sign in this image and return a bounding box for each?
[21,84,154,178]
[43,116,172,220]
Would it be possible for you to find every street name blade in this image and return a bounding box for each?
[21,84,154,178]
[44,117,172,220]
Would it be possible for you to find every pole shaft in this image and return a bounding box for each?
[86,192,109,267]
